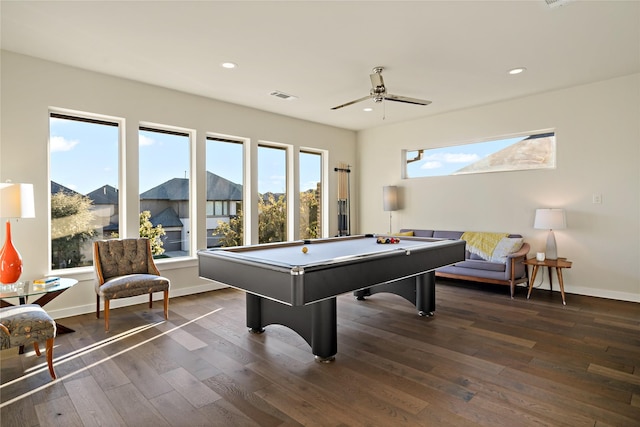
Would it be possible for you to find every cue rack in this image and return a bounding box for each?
[334,163,351,236]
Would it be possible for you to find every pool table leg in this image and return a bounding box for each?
[245,293,337,362]
[353,271,436,317]
[416,271,436,317]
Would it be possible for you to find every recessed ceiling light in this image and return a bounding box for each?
[508,67,526,75]
[221,62,237,69]
[363,107,373,112]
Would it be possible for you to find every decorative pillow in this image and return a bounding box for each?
[490,237,524,263]
[395,231,414,236]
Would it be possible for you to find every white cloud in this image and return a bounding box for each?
[139,134,155,146]
[421,161,442,170]
[424,152,480,163]
[50,135,79,152]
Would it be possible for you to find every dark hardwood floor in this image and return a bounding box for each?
[1,281,639,426]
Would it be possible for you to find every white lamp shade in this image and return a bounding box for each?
[533,208,566,230]
[0,183,35,218]
[383,186,398,211]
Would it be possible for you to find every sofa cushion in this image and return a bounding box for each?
[433,230,464,240]
[453,259,506,272]
[401,229,434,238]
[490,237,524,263]
[395,230,415,236]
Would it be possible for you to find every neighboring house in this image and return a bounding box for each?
[139,171,243,251]
[86,185,119,237]
[51,181,79,196]
[53,172,242,257]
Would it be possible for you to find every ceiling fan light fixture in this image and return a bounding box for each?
[221,62,238,69]
[363,107,373,112]
[508,67,526,75]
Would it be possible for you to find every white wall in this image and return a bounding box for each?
[357,74,640,302]
[0,51,357,318]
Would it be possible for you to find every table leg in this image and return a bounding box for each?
[353,272,435,316]
[547,267,553,291]
[527,265,539,299]
[416,272,435,316]
[556,268,567,305]
[245,293,337,362]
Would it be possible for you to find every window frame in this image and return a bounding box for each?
[138,123,195,259]
[48,108,124,273]
[403,130,557,179]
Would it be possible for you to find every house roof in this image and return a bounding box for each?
[150,207,183,228]
[51,181,81,196]
[141,172,242,201]
[86,185,119,205]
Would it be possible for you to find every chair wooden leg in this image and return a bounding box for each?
[164,290,169,320]
[46,337,56,380]
[149,293,153,309]
[96,294,101,319]
[33,341,42,356]
[104,299,110,332]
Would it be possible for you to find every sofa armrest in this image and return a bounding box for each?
[505,242,530,280]
[507,242,530,260]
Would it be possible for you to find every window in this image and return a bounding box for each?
[299,150,322,239]
[258,144,287,243]
[139,126,191,257]
[206,137,244,247]
[405,131,556,178]
[49,112,120,270]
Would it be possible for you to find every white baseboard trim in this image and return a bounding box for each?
[563,285,639,303]
[47,282,228,320]
[516,282,639,303]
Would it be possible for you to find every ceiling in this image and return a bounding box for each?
[2,1,639,131]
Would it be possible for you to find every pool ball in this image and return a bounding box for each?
[302,246,308,254]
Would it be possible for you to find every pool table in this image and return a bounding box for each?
[198,234,465,362]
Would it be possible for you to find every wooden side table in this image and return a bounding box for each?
[524,257,572,305]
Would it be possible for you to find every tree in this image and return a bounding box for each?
[213,209,243,247]
[139,210,166,256]
[213,190,321,245]
[51,191,96,269]
[300,190,319,239]
[258,193,286,243]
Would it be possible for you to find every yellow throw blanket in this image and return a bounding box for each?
[461,231,509,260]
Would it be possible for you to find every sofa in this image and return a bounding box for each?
[399,229,530,298]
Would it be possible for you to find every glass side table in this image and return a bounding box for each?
[1,278,79,334]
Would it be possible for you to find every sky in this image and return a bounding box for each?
[405,136,526,177]
[50,117,320,195]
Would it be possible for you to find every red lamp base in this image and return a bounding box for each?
[0,220,23,284]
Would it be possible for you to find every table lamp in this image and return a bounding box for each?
[0,183,35,284]
[533,208,566,260]
[383,185,398,234]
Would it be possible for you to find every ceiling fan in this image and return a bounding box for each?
[331,66,432,110]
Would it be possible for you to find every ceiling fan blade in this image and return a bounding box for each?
[384,94,432,106]
[331,95,373,110]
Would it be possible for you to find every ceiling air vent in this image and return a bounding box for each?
[544,0,572,8]
[270,91,298,100]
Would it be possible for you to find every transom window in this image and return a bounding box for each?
[404,131,556,178]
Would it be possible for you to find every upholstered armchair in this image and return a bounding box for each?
[0,304,57,380]
[93,238,170,332]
